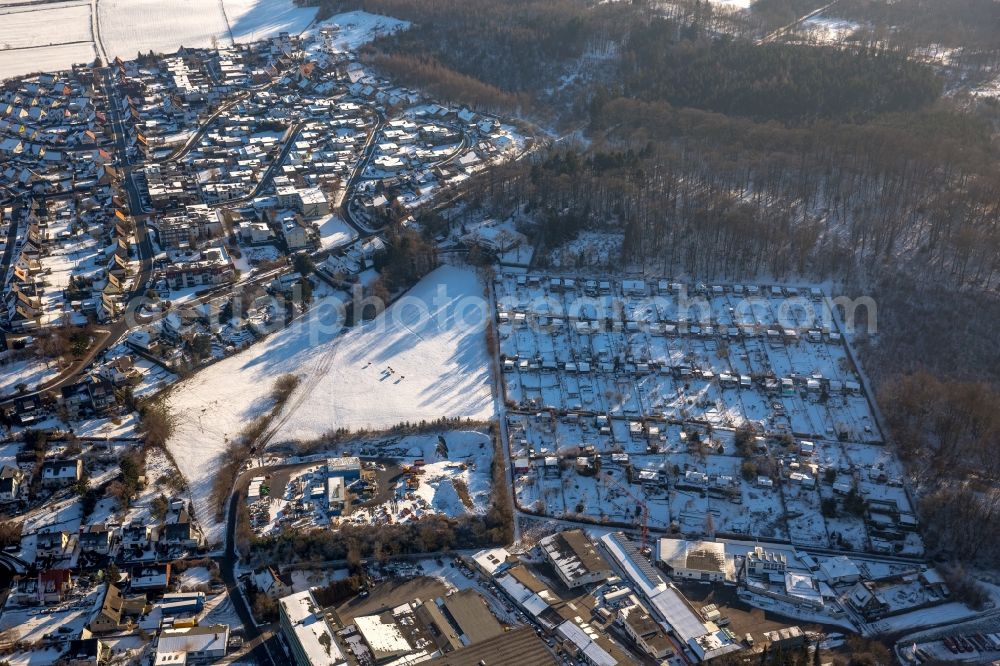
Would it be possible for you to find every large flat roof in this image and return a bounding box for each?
[648,587,706,644]
[658,538,726,574]
[355,612,412,659]
[440,589,503,644]
[541,529,610,584]
[424,627,558,666]
[279,590,346,665]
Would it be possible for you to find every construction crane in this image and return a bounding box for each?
[601,469,655,552]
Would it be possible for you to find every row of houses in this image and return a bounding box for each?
[30,499,202,567]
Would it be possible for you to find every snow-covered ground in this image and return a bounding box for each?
[347,430,494,525]
[199,589,243,628]
[868,583,1000,635]
[289,567,349,592]
[315,213,358,250]
[227,0,317,44]
[0,41,96,82]
[177,565,213,589]
[275,264,494,439]
[0,4,408,82]
[0,584,105,646]
[305,10,410,55]
[165,264,493,545]
[0,357,61,398]
[799,17,862,44]
[706,0,756,8]
[0,4,94,50]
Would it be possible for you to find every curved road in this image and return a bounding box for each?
[0,67,154,408]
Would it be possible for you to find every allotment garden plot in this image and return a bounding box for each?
[493,274,922,556]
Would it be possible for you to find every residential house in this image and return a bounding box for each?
[66,636,113,665]
[79,524,113,556]
[121,522,156,551]
[252,566,293,600]
[60,376,117,419]
[820,556,861,586]
[163,259,234,290]
[294,188,329,218]
[157,217,193,250]
[38,459,83,489]
[161,507,201,549]
[0,465,24,501]
[90,584,128,634]
[38,568,73,603]
[10,394,44,425]
[279,216,311,250]
[847,581,891,621]
[36,530,70,559]
[99,355,139,385]
[130,563,171,591]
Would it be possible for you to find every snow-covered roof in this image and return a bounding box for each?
[540,530,609,585]
[784,572,823,607]
[472,547,511,577]
[600,532,666,599]
[820,555,860,581]
[648,587,707,644]
[600,533,708,644]
[279,590,346,665]
[555,620,616,666]
[155,624,228,662]
[354,614,411,658]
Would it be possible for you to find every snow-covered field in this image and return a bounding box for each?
[165,264,493,544]
[0,357,60,398]
[99,0,317,60]
[0,0,315,78]
[275,264,493,440]
[97,0,232,60]
[0,41,97,81]
[0,5,408,81]
[316,213,358,250]
[0,2,96,80]
[0,4,94,49]
[227,0,316,44]
[306,10,410,55]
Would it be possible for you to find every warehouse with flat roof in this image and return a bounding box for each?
[540,529,612,589]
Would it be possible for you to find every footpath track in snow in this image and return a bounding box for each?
[91,0,108,63]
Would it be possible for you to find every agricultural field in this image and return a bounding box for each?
[0,2,97,80]
[0,0,317,80]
